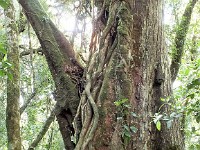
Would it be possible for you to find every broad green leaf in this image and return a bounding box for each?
[196,114,200,123]
[153,114,163,124]
[0,69,5,77]
[124,130,131,138]
[187,93,195,99]
[170,112,176,118]
[131,112,137,117]
[166,120,172,129]
[7,72,13,80]
[156,121,161,131]
[114,98,128,106]
[187,78,200,90]
[130,126,138,133]
[0,0,10,9]
[0,43,6,54]
[123,125,130,131]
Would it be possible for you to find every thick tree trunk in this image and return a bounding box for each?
[18,0,185,149]
[91,0,184,149]
[18,0,83,149]
[5,4,22,150]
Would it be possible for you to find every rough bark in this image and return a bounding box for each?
[5,4,22,150]
[170,0,198,83]
[17,0,187,149]
[92,0,184,149]
[18,0,83,149]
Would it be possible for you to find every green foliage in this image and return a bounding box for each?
[114,98,128,107]
[0,45,13,79]
[0,0,199,149]
[114,98,138,145]
[0,0,10,9]
[153,113,163,131]
[165,0,200,148]
[0,42,6,54]
[20,55,63,149]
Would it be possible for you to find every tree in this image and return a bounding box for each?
[5,3,22,150]
[15,0,198,149]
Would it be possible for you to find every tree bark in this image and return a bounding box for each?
[18,0,186,149]
[170,0,198,83]
[91,0,185,149]
[5,4,22,150]
[18,0,83,149]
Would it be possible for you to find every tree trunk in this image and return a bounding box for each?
[5,4,22,150]
[83,0,184,149]
[18,0,83,149]
[18,0,185,149]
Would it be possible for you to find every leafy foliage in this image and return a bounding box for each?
[0,0,199,149]
[0,0,10,9]
[114,98,138,145]
[164,0,200,148]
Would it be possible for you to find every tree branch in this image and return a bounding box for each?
[28,105,60,150]
[170,0,198,82]
[20,91,37,114]
[19,45,43,57]
[18,0,83,77]
[18,0,83,149]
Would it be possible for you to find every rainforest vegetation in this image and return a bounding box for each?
[0,0,199,149]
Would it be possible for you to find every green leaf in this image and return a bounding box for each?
[156,121,161,131]
[7,72,13,80]
[3,61,12,68]
[187,93,195,99]
[0,0,10,9]
[123,125,130,131]
[131,112,137,117]
[124,130,131,138]
[114,98,128,106]
[187,78,200,90]
[0,43,6,54]
[170,112,176,118]
[130,126,138,133]
[0,69,5,77]
[166,120,172,129]
[195,114,200,123]
[153,114,163,124]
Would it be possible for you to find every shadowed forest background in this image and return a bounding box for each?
[0,0,199,150]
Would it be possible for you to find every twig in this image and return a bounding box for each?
[20,91,37,114]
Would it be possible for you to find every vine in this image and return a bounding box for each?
[73,0,122,149]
